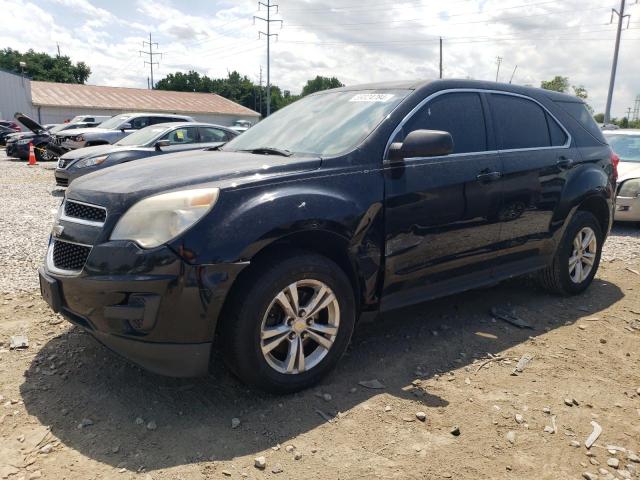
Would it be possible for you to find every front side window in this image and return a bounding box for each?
[160,127,197,144]
[130,117,151,129]
[394,92,488,154]
[224,89,411,156]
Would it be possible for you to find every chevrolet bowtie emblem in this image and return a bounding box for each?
[52,225,64,237]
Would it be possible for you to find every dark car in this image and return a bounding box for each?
[0,120,21,132]
[0,125,17,146]
[6,114,106,161]
[51,113,195,153]
[39,79,616,393]
[54,122,238,187]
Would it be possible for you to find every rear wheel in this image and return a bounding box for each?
[220,253,356,393]
[538,211,603,295]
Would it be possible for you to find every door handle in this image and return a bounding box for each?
[556,158,574,170]
[476,171,502,183]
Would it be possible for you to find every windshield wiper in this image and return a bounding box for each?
[239,147,292,157]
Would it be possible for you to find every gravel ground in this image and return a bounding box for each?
[0,153,61,293]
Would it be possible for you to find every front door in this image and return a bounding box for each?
[382,91,504,310]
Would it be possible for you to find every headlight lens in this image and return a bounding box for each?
[110,188,219,248]
[74,135,85,142]
[618,178,640,197]
[74,155,108,168]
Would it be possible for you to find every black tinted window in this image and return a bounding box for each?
[490,94,550,149]
[151,116,185,125]
[556,101,606,143]
[398,92,487,154]
[547,113,567,146]
[130,117,151,129]
[199,127,229,142]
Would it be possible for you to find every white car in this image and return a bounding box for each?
[604,129,640,223]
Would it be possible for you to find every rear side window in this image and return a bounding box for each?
[397,92,488,154]
[490,94,553,149]
[547,112,568,146]
[555,101,606,143]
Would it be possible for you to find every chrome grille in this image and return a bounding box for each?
[64,200,106,223]
[52,240,91,272]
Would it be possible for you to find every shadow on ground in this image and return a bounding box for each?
[20,276,623,470]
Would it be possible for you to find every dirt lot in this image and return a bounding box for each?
[1,152,639,480]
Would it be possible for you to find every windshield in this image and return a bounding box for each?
[224,89,410,156]
[605,134,640,162]
[98,114,131,130]
[115,126,169,146]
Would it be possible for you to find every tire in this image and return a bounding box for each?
[35,144,53,162]
[538,211,603,295]
[220,252,356,393]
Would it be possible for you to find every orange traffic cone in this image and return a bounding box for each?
[28,143,37,166]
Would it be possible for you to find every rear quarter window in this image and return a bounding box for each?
[555,101,605,144]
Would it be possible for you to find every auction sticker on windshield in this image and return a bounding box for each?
[349,93,395,102]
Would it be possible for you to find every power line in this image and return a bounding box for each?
[139,33,164,89]
[254,0,282,116]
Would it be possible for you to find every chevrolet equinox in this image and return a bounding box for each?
[39,80,617,393]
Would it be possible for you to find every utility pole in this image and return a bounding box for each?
[259,66,263,116]
[56,43,61,57]
[605,0,634,123]
[495,56,502,82]
[632,94,640,121]
[439,37,443,79]
[509,65,518,84]
[140,33,163,89]
[254,1,282,116]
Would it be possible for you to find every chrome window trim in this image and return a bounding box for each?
[383,88,572,162]
[61,199,107,227]
[46,238,92,276]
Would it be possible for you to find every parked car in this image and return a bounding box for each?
[0,125,17,146]
[51,113,195,153]
[6,113,100,161]
[230,119,253,133]
[39,79,615,393]
[604,129,640,224]
[54,122,238,187]
[0,120,21,132]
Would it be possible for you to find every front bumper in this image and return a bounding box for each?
[6,142,28,159]
[614,195,640,222]
[39,239,248,377]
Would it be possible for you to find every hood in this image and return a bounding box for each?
[61,144,136,161]
[14,113,46,134]
[56,127,112,137]
[618,161,640,182]
[67,150,321,208]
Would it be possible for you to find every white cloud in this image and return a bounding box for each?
[0,0,638,117]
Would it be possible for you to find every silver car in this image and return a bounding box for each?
[52,113,194,152]
[605,129,640,223]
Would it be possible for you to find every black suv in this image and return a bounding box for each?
[39,80,616,393]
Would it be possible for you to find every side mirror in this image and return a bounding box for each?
[155,140,170,150]
[388,130,454,162]
[120,122,132,131]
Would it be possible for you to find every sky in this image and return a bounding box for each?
[0,0,638,117]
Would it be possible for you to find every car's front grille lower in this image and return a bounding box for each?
[64,200,106,223]
[52,239,91,272]
[55,177,69,187]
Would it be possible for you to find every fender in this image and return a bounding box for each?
[551,163,613,244]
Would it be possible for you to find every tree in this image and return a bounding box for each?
[301,76,344,96]
[0,48,91,84]
[540,76,569,93]
[593,113,605,123]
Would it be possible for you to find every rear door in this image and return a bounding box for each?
[382,90,504,310]
[157,126,199,153]
[487,92,577,274]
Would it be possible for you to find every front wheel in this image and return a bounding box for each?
[35,144,54,162]
[538,211,603,295]
[220,253,356,393]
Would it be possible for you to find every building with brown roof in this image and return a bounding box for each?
[0,69,260,126]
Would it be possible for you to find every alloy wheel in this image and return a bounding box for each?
[568,226,597,284]
[260,279,340,374]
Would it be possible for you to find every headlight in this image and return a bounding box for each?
[74,155,108,168]
[74,135,85,142]
[618,178,640,197]
[110,188,219,248]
